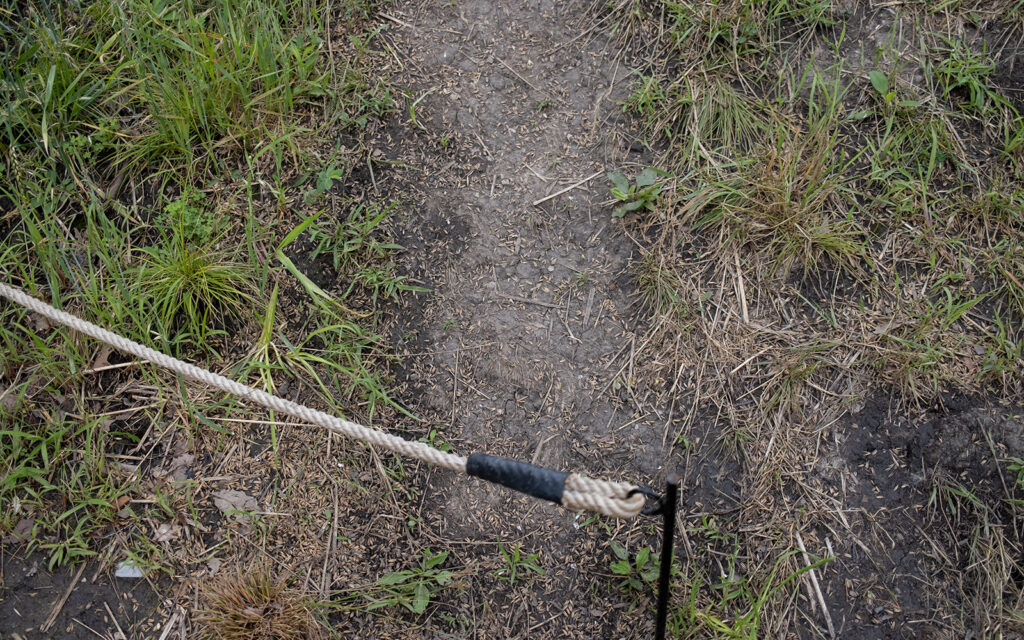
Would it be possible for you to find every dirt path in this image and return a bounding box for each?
[381,2,668,526]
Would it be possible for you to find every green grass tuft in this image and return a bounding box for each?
[133,229,257,349]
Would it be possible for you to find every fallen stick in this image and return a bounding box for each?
[379,12,414,29]
[42,564,86,632]
[796,531,835,638]
[103,601,126,640]
[733,250,749,324]
[496,56,545,95]
[82,360,149,375]
[156,609,179,640]
[532,170,603,207]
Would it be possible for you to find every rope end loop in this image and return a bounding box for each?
[626,486,668,516]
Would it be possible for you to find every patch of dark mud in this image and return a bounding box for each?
[385,205,470,390]
[0,553,162,639]
[791,261,865,307]
[986,29,1024,111]
[815,394,1024,638]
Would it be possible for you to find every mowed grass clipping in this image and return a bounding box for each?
[0,0,407,574]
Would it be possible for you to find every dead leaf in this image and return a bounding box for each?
[0,384,19,412]
[91,345,113,370]
[187,517,210,533]
[168,453,194,482]
[31,313,51,332]
[154,453,195,483]
[1,518,34,544]
[212,489,258,524]
[118,462,140,474]
[152,522,180,543]
[873,320,909,336]
[207,558,222,574]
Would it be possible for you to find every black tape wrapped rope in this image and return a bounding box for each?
[466,453,570,504]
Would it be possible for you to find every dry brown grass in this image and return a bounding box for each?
[196,568,324,640]
[601,0,1024,635]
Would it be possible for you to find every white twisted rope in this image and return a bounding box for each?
[564,474,646,519]
[0,282,646,518]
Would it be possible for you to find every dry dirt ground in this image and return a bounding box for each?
[2,1,1022,639]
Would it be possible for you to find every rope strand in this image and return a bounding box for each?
[0,282,646,518]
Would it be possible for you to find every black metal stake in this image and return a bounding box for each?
[654,473,679,640]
